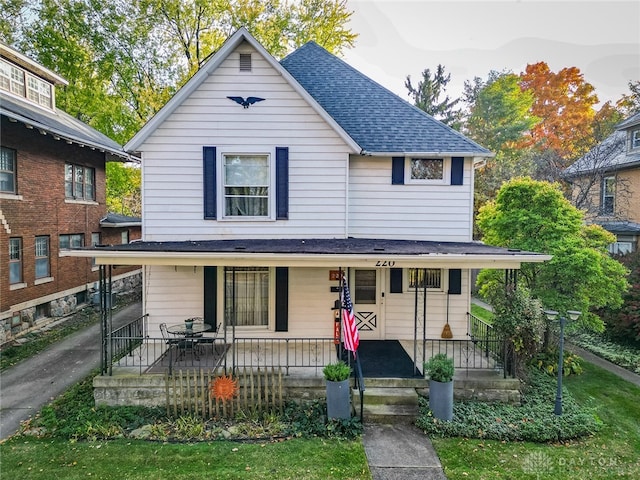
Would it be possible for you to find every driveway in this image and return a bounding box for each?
[0,301,142,440]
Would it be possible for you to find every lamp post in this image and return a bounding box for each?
[543,309,582,415]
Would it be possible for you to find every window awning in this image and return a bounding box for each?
[61,238,551,269]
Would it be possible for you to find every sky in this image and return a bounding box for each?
[342,0,640,106]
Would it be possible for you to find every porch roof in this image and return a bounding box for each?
[63,238,550,269]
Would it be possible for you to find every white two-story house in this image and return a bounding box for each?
[66,28,548,378]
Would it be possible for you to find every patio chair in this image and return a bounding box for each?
[160,323,189,359]
[195,321,223,356]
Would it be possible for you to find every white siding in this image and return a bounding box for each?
[140,42,351,241]
[144,265,470,341]
[348,155,474,241]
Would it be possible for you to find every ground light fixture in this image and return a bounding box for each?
[543,309,582,415]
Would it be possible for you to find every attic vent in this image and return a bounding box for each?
[239,53,252,72]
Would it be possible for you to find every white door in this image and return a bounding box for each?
[350,269,383,340]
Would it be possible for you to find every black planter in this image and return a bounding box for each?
[326,379,351,419]
[429,379,453,421]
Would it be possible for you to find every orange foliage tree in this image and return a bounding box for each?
[519,62,599,162]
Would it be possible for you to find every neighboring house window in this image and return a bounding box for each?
[91,233,100,267]
[59,233,84,249]
[0,58,25,96]
[121,231,129,244]
[409,268,442,290]
[65,163,95,200]
[632,129,640,150]
[601,176,615,215]
[0,58,52,108]
[225,267,269,327]
[9,238,22,284]
[27,75,52,108]
[223,154,269,217]
[35,236,50,279]
[0,146,16,193]
[608,237,636,256]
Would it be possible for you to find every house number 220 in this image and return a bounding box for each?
[375,260,396,267]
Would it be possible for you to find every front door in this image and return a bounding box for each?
[350,269,383,340]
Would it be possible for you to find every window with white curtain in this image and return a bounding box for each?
[225,267,269,327]
[223,154,269,217]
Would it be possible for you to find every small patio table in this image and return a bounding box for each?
[166,322,212,360]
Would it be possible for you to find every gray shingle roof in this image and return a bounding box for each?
[280,42,491,156]
[564,130,640,176]
[1,92,129,160]
[88,237,539,257]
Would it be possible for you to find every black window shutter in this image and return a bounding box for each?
[275,267,289,331]
[390,268,403,293]
[448,269,462,295]
[276,147,289,219]
[204,266,217,328]
[451,157,464,185]
[391,157,405,184]
[203,146,217,219]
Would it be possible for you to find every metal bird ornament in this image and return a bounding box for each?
[227,96,265,108]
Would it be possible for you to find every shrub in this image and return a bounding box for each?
[599,250,640,343]
[424,353,455,382]
[416,367,601,442]
[322,361,351,381]
[531,350,584,376]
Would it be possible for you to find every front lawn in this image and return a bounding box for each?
[431,362,640,479]
[0,437,370,480]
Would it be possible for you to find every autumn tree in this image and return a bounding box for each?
[519,62,599,162]
[476,177,629,334]
[405,64,463,129]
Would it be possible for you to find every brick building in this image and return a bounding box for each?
[0,42,140,342]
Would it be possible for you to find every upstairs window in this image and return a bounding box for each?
[0,59,25,96]
[65,163,95,201]
[27,75,52,108]
[411,158,444,180]
[0,146,16,193]
[0,58,52,109]
[223,154,269,217]
[9,238,22,284]
[632,129,640,150]
[601,176,615,216]
[35,236,50,279]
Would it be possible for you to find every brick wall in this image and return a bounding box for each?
[1,117,109,316]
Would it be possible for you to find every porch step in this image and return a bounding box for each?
[356,387,420,406]
[353,386,421,424]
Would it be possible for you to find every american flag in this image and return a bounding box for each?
[341,276,359,352]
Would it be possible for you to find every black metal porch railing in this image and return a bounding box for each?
[104,316,514,378]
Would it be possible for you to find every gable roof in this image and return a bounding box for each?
[280,42,491,157]
[616,111,640,130]
[125,28,491,158]
[1,92,131,161]
[124,27,359,153]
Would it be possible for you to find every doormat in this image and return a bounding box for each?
[355,340,422,378]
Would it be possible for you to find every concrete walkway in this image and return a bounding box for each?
[0,302,142,440]
[362,424,447,480]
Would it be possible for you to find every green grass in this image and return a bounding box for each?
[0,437,370,479]
[431,362,640,479]
[470,304,493,323]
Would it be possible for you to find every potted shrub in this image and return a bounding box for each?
[424,353,454,421]
[323,361,352,420]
